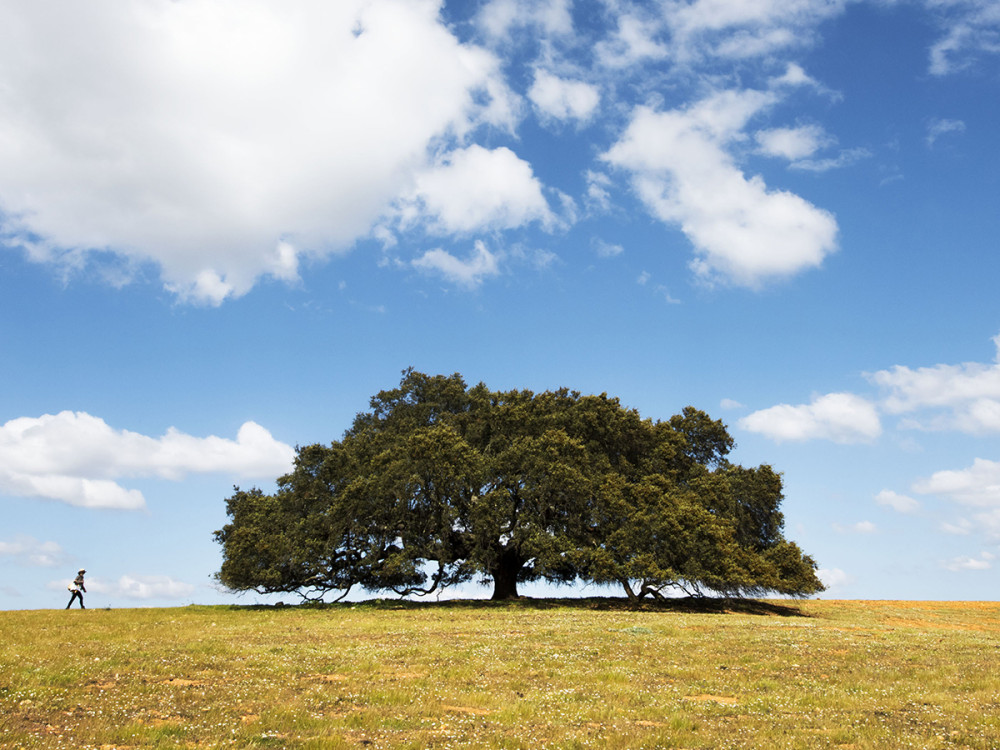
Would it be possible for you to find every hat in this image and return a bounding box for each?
[78,569,86,574]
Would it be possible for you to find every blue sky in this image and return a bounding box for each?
[2,0,999,609]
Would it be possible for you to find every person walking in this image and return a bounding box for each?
[66,569,86,609]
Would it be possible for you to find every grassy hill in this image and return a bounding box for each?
[2,599,998,749]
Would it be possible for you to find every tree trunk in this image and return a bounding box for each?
[619,578,638,602]
[489,549,522,600]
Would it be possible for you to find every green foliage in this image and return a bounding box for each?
[215,369,824,600]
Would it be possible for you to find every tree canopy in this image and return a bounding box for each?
[215,370,824,601]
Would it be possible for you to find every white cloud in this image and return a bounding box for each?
[0,535,65,567]
[603,91,838,288]
[0,412,294,509]
[656,285,682,305]
[756,125,833,160]
[595,14,670,68]
[720,398,745,410]
[740,392,881,444]
[712,28,798,59]
[665,0,848,61]
[974,509,1000,541]
[770,62,844,101]
[109,574,197,600]
[528,70,600,123]
[913,457,1000,507]
[585,171,614,212]
[477,0,573,38]
[507,243,560,271]
[926,117,966,146]
[50,574,196,600]
[0,0,518,304]
[755,123,868,172]
[817,567,851,590]
[868,333,1000,433]
[943,551,994,572]
[412,240,501,288]
[875,489,921,514]
[834,520,877,534]
[1,475,146,511]
[790,147,871,173]
[941,518,974,535]
[594,1,848,68]
[953,398,1000,433]
[401,145,553,235]
[593,239,624,258]
[927,0,1000,75]
[772,62,816,88]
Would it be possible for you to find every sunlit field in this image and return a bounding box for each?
[2,599,998,749]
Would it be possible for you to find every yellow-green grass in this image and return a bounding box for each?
[2,599,998,749]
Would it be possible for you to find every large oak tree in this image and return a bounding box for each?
[216,370,824,601]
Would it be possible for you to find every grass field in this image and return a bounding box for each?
[1,598,998,749]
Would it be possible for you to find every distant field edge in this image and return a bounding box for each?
[4,596,997,616]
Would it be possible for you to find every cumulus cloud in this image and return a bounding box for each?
[860,335,1000,543]
[912,462,1000,541]
[0,536,65,567]
[740,393,881,444]
[771,62,822,90]
[0,412,294,509]
[595,13,671,68]
[603,91,838,287]
[868,333,1000,433]
[399,145,553,235]
[913,457,1000,507]
[756,125,868,172]
[412,240,501,288]
[756,124,833,160]
[0,0,519,304]
[817,567,851,590]
[740,335,1000,447]
[528,70,601,123]
[875,489,921,514]
[943,551,994,572]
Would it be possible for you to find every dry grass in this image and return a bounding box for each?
[1,598,998,749]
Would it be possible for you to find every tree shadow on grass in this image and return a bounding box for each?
[242,596,812,618]
[441,596,811,618]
